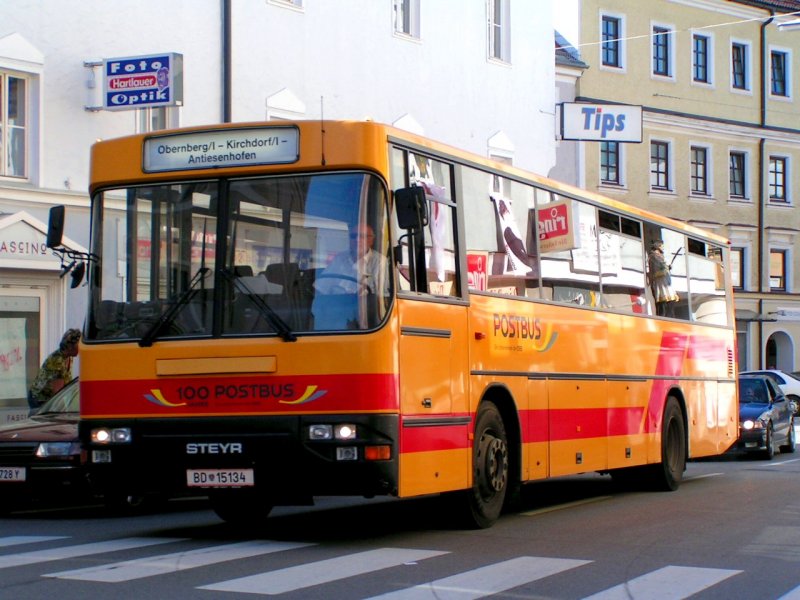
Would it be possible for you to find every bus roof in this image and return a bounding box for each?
[90,119,729,247]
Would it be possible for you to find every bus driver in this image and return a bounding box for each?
[312,223,388,329]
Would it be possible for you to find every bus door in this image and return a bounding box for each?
[392,152,470,497]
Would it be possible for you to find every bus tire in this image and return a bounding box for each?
[210,490,272,525]
[463,402,509,529]
[648,396,685,491]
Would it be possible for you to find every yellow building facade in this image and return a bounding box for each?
[575,0,800,371]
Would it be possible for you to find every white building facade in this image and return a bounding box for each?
[0,0,557,421]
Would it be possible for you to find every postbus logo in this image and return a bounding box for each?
[143,384,328,408]
[144,389,187,408]
[493,314,558,352]
[279,385,327,405]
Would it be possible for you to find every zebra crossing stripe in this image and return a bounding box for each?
[0,536,68,548]
[364,556,592,599]
[581,565,742,599]
[0,537,185,570]
[778,584,800,599]
[44,540,312,582]
[198,547,449,595]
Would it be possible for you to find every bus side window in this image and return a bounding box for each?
[539,194,602,307]
[397,152,460,297]
[462,166,538,298]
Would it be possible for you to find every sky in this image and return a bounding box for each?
[553,0,580,46]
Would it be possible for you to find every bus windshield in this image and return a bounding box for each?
[88,171,392,342]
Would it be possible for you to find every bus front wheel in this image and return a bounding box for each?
[463,402,509,529]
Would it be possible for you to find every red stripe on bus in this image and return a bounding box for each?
[646,332,689,432]
[400,420,471,453]
[686,336,729,360]
[80,373,398,416]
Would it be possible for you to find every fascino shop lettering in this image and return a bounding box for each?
[0,239,49,257]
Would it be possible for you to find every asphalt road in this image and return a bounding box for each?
[2,449,800,599]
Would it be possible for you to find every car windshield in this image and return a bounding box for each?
[37,379,80,414]
[739,379,769,404]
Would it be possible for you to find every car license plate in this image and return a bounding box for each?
[0,467,26,482]
[186,468,254,488]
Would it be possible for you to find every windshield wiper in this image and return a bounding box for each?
[139,267,210,347]
[221,268,297,342]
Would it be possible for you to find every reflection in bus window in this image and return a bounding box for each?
[462,165,538,298]
[688,241,728,326]
[539,194,602,307]
[598,211,647,315]
[392,150,459,296]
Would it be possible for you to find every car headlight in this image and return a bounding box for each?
[35,442,81,457]
[741,419,765,430]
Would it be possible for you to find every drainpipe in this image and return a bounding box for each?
[222,0,232,123]
[757,12,774,369]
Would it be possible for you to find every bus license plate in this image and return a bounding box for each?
[186,469,254,488]
[0,467,26,482]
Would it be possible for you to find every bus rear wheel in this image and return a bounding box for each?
[462,402,509,529]
[648,396,685,491]
[210,490,272,525]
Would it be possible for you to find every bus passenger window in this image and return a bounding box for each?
[395,152,459,297]
[644,226,689,320]
[539,194,602,307]
[462,166,538,297]
[688,242,728,326]
[599,212,647,315]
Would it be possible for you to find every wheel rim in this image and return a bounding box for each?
[665,418,682,473]
[477,431,508,498]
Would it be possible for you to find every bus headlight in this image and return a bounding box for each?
[91,427,132,444]
[308,424,357,440]
[308,424,333,440]
[334,424,357,440]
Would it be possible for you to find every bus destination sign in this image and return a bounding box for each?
[143,127,300,172]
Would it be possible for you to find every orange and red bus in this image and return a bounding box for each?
[50,120,737,527]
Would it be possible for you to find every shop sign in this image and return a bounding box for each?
[0,222,53,263]
[560,103,642,142]
[103,53,183,110]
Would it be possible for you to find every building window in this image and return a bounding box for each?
[729,151,746,198]
[770,50,788,97]
[732,42,748,90]
[601,15,622,68]
[1,72,26,178]
[137,107,172,133]
[693,34,710,83]
[690,146,708,195]
[393,0,420,38]
[731,247,744,290]
[769,156,788,203]
[488,0,510,62]
[652,26,671,76]
[770,249,786,291]
[600,141,620,185]
[650,141,670,190]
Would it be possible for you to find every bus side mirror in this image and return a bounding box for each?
[46,205,65,249]
[70,262,86,288]
[394,186,428,231]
